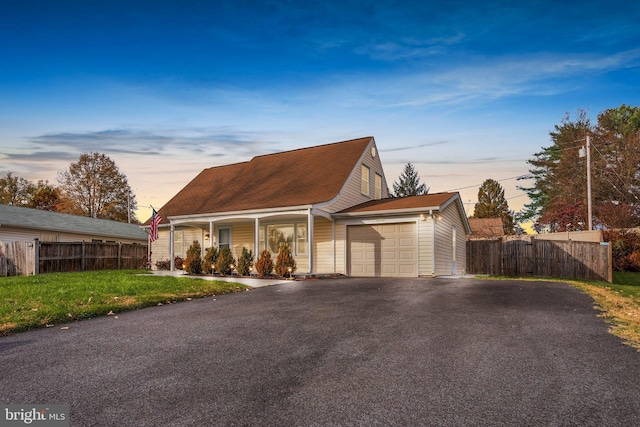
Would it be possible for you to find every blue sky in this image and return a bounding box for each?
[1,0,639,223]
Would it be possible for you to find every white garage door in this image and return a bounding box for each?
[348,223,416,277]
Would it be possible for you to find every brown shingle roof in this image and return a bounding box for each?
[150,137,373,222]
[337,192,458,213]
[467,217,505,239]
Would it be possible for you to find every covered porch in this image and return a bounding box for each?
[163,207,337,275]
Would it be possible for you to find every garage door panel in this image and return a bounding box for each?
[398,223,414,233]
[399,250,414,260]
[399,237,414,247]
[348,223,416,277]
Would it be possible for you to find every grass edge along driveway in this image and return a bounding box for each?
[0,270,249,335]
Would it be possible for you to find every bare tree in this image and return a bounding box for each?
[58,152,138,223]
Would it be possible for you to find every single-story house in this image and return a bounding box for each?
[146,137,470,277]
[0,204,149,244]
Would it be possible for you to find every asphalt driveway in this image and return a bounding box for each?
[1,277,639,426]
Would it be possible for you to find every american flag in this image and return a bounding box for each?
[150,208,162,243]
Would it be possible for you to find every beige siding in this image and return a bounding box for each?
[229,223,254,260]
[150,228,170,265]
[313,217,334,274]
[434,203,467,276]
[0,227,43,242]
[335,223,346,274]
[418,218,435,276]
[0,226,146,245]
[324,140,390,213]
[183,228,203,255]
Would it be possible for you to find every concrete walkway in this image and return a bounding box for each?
[148,270,290,287]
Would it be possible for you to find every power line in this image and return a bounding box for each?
[446,175,532,192]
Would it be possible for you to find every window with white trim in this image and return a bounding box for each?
[262,223,308,256]
[375,173,382,199]
[218,227,231,249]
[174,229,184,255]
[296,224,307,255]
[361,165,370,196]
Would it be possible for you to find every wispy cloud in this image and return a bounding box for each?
[367,49,640,108]
[357,33,465,61]
[379,141,448,152]
[27,128,272,159]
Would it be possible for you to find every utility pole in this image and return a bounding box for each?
[586,135,592,231]
[579,135,593,231]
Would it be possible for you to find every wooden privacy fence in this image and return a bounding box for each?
[0,240,148,276]
[0,240,36,276]
[467,237,612,282]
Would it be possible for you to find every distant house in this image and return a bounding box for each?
[467,218,505,240]
[0,204,148,244]
[145,137,470,277]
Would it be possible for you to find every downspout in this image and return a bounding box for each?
[170,224,175,271]
[332,220,336,274]
[431,214,436,276]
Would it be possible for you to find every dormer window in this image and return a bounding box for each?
[361,165,370,196]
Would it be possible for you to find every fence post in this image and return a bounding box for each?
[498,237,503,276]
[118,242,122,270]
[81,241,86,271]
[33,238,40,275]
[531,237,536,277]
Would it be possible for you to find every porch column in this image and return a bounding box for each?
[307,208,314,274]
[254,218,260,255]
[170,224,175,271]
[209,221,214,248]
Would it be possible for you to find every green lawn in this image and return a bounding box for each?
[0,270,249,335]
[610,271,640,297]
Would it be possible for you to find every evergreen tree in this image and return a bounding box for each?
[474,179,516,235]
[520,105,640,231]
[393,163,429,197]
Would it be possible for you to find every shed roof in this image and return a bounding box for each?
[151,137,374,222]
[0,204,148,241]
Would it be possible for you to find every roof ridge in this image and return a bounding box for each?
[248,136,373,162]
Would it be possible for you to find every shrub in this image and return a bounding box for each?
[183,240,203,274]
[154,256,184,271]
[255,250,274,278]
[237,247,254,276]
[215,246,236,275]
[275,243,296,278]
[202,246,219,274]
[604,229,640,271]
[155,259,171,271]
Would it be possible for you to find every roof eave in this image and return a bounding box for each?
[166,204,315,223]
[333,206,441,218]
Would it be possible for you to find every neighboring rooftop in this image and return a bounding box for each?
[467,217,505,239]
[151,136,374,222]
[0,204,148,241]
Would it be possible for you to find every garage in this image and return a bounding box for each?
[348,223,416,277]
